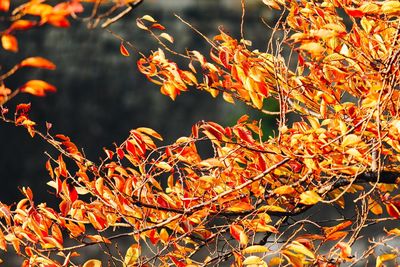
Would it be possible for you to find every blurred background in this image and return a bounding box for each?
[0,0,279,202]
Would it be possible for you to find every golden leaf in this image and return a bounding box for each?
[243,256,267,265]
[300,191,322,205]
[381,1,400,14]
[124,244,140,266]
[242,245,269,254]
[342,134,361,147]
[285,241,315,259]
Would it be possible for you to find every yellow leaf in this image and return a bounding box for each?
[243,245,269,254]
[342,134,361,147]
[286,241,315,259]
[141,15,156,22]
[361,17,373,34]
[381,1,400,14]
[82,259,102,267]
[156,162,173,171]
[387,228,400,236]
[125,244,140,266]
[300,191,322,205]
[258,205,287,213]
[376,253,397,267]
[243,255,267,265]
[324,53,345,62]
[159,33,174,43]
[273,185,296,195]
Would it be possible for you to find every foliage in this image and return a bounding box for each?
[1,0,400,266]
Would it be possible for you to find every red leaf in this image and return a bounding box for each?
[236,127,255,144]
[20,80,56,97]
[16,103,31,114]
[151,23,166,30]
[117,148,125,159]
[345,8,364,18]
[169,256,186,267]
[104,148,114,159]
[68,183,78,203]
[219,49,230,69]
[386,203,400,218]
[20,57,56,70]
[120,42,130,57]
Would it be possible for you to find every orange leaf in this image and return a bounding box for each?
[1,34,18,52]
[120,42,130,57]
[0,0,9,12]
[20,57,56,70]
[20,80,56,97]
[9,20,37,31]
[82,259,102,267]
[299,42,325,57]
[45,14,70,28]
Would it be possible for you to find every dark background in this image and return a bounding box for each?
[0,0,278,202]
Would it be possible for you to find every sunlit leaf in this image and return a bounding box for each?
[124,244,140,266]
[159,32,174,43]
[342,134,361,147]
[285,241,315,259]
[243,255,267,265]
[299,191,322,205]
[1,34,18,52]
[20,80,56,97]
[376,253,397,267]
[141,15,156,22]
[299,42,325,57]
[20,57,56,70]
[242,245,269,254]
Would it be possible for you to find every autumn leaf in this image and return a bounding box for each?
[242,245,269,254]
[120,42,130,57]
[1,34,18,52]
[262,0,281,10]
[159,32,174,43]
[376,253,397,267]
[243,256,267,265]
[82,259,102,267]
[0,0,9,12]
[124,244,140,266]
[20,57,56,70]
[300,191,322,205]
[342,134,361,147]
[230,224,248,246]
[299,42,325,57]
[20,80,56,97]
